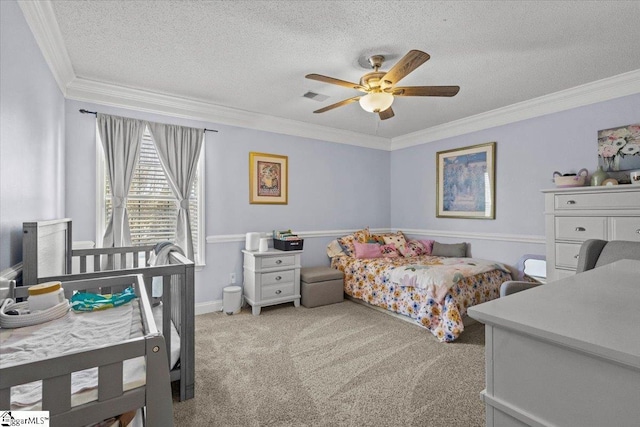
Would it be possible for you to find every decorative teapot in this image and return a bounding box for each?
[553,168,588,188]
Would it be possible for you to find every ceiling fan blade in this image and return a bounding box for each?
[313,96,361,113]
[393,86,460,97]
[381,50,430,87]
[378,107,394,120]
[305,74,367,92]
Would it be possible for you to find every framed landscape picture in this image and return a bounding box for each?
[436,142,496,219]
[249,152,288,204]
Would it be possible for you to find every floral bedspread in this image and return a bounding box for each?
[388,257,510,304]
[331,255,512,342]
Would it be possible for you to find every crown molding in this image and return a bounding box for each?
[391,69,640,150]
[20,1,639,151]
[18,0,75,95]
[65,77,391,150]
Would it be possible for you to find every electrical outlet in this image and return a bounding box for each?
[230,273,236,284]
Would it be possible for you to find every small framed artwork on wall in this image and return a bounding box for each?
[436,142,496,219]
[598,123,640,172]
[249,152,288,204]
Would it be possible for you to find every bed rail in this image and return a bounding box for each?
[2,275,173,427]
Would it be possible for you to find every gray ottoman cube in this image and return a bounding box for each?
[300,266,344,308]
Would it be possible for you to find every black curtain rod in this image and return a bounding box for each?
[79,109,219,133]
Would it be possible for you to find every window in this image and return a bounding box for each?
[97,127,205,266]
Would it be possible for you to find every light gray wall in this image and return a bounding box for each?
[0,1,65,270]
[390,93,640,268]
[65,99,391,304]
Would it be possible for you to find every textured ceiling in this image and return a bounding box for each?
[50,0,640,139]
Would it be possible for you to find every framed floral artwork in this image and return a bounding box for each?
[598,124,640,172]
[436,142,496,219]
[249,152,288,204]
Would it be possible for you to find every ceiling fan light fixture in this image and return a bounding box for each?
[359,92,394,113]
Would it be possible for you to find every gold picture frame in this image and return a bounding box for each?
[436,142,496,219]
[249,152,288,204]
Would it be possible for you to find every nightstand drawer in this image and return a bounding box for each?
[611,217,640,242]
[260,255,295,269]
[556,243,582,269]
[260,270,294,286]
[261,282,294,300]
[555,217,606,241]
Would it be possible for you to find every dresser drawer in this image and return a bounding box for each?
[555,191,640,210]
[610,217,640,242]
[555,217,606,241]
[260,255,295,269]
[556,243,582,269]
[260,270,294,286]
[261,282,294,300]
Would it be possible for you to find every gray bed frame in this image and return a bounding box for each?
[1,274,173,426]
[21,219,195,402]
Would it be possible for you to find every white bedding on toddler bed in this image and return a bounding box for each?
[0,301,180,410]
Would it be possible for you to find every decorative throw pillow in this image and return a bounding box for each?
[418,239,435,255]
[380,244,400,258]
[353,227,371,243]
[368,234,386,244]
[326,239,346,258]
[353,242,382,259]
[338,228,371,257]
[398,240,428,257]
[382,231,407,249]
[431,242,468,257]
[337,234,357,257]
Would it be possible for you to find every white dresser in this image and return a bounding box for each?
[468,260,640,427]
[242,249,302,315]
[542,185,640,281]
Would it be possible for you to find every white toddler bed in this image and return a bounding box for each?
[0,274,173,426]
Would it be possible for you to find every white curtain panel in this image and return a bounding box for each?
[147,123,203,261]
[97,113,145,248]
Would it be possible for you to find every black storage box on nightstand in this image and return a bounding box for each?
[273,239,304,251]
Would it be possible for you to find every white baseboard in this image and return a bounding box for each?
[195,300,223,315]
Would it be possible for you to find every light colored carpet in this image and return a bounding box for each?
[173,300,486,426]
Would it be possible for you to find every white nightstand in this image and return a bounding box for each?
[242,248,303,315]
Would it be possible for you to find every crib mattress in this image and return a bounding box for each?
[0,300,179,410]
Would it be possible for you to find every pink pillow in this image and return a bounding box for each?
[418,239,435,255]
[379,244,400,258]
[353,242,382,259]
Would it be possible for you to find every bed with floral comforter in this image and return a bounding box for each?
[331,255,512,342]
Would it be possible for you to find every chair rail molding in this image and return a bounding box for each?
[206,229,393,244]
[400,229,545,244]
[206,228,545,245]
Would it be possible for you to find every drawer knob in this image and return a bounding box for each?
[275,259,282,264]
[275,276,282,281]
[566,200,576,205]
[636,229,640,234]
[275,290,282,294]
[575,227,586,232]
[574,254,580,259]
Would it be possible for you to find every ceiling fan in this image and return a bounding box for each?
[305,50,459,120]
